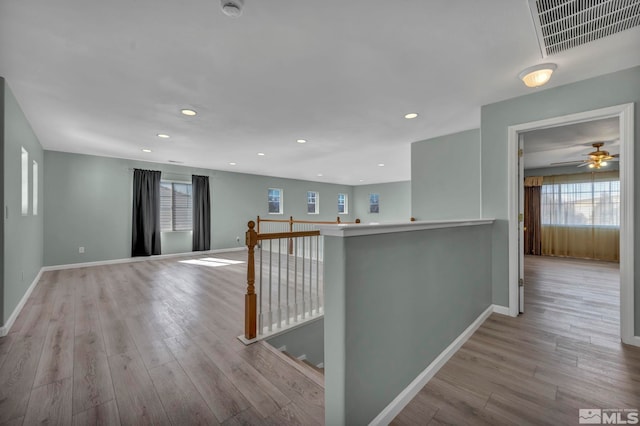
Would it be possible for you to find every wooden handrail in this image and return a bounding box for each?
[257,230,321,241]
[245,221,258,340]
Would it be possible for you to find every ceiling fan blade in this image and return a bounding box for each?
[612,153,620,158]
[577,162,592,168]
[550,160,588,165]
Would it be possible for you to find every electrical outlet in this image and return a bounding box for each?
[79,246,85,254]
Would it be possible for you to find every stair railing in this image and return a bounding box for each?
[244,220,324,342]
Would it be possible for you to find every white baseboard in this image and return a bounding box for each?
[0,269,43,337]
[623,335,640,348]
[369,304,495,426]
[42,247,246,271]
[491,304,512,316]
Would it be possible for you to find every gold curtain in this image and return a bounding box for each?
[524,176,542,255]
[541,171,619,262]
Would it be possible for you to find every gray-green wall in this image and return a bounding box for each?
[2,79,44,326]
[353,181,411,223]
[481,66,640,331]
[324,223,493,425]
[43,151,355,266]
[411,129,481,220]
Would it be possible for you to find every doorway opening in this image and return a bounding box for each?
[506,103,636,346]
[519,117,621,340]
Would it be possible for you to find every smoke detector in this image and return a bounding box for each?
[221,0,244,17]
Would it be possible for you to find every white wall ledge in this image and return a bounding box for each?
[317,218,495,238]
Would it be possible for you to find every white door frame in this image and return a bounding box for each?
[506,103,637,346]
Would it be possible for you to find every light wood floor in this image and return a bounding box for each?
[393,255,640,425]
[3,253,639,425]
[0,251,324,425]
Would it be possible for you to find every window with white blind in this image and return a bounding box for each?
[338,193,348,214]
[541,173,620,227]
[21,147,29,216]
[268,188,283,214]
[369,193,380,214]
[307,191,319,214]
[160,181,193,232]
[33,161,38,216]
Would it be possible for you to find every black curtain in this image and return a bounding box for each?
[131,169,162,256]
[192,174,211,251]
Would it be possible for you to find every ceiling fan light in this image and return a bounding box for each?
[601,161,608,166]
[588,163,595,169]
[518,63,557,88]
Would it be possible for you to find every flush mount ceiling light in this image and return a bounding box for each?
[141,148,152,153]
[518,63,557,88]
[180,109,197,116]
[157,133,170,139]
[297,139,307,144]
[378,163,385,167]
[317,173,323,177]
[221,0,244,17]
[257,152,265,156]
[404,113,418,119]
[229,162,237,166]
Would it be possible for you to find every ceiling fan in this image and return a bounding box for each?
[550,142,619,169]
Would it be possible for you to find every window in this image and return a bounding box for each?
[160,181,193,231]
[21,147,29,216]
[541,175,620,227]
[307,191,319,214]
[268,188,283,214]
[338,193,348,214]
[32,161,38,216]
[369,193,380,213]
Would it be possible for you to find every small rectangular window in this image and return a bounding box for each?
[268,188,283,214]
[307,191,319,214]
[21,147,29,216]
[160,181,193,232]
[338,193,348,214]
[32,161,38,215]
[369,193,380,214]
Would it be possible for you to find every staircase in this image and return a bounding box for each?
[259,342,324,387]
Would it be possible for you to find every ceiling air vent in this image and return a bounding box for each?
[528,0,640,56]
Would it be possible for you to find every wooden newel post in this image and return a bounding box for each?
[245,221,258,340]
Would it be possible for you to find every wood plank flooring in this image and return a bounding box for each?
[0,251,324,425]
[3,252,639,425]
[393,255,640,426]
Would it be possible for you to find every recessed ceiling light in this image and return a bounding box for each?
[518,63,557,88]
[404,113,418,119]
[142,149,152,153]
[317,173,323,177]
[180,109,197,116]
[229,162,237,166]
[157,133,170,139]
[378,163,385,167]
[257,152,265,156]
[297,139,307,144]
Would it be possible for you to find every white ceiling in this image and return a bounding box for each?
[523,117,620,169]
[1,0,639,185]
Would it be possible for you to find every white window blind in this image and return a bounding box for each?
[33,161,38,216]
[338,193,348,214]
[541,172,620,227]
[268,188,283,214]
[21,147,29,216]
[160,181,192,231]
[307,191,319,214]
